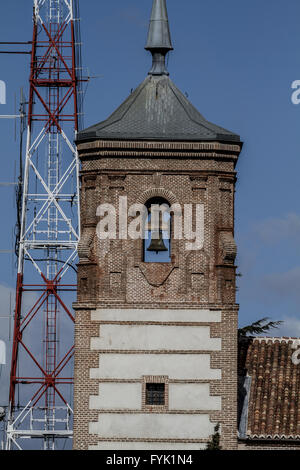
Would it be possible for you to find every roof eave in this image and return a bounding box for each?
[239,436,300,443]
[76,134,242,145]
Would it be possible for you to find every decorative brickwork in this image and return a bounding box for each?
[73,129,242,450]
[73,0,243,450]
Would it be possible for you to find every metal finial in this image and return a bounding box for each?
[145,0,173,76]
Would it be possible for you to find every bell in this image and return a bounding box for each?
[147,230,168,253]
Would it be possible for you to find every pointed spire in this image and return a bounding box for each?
[145,0,173,76]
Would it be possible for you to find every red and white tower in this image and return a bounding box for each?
[6,0,83,450]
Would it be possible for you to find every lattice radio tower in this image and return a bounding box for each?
[6,0,83,450]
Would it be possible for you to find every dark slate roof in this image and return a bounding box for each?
[238,337,300,440]
[77,75,240,143]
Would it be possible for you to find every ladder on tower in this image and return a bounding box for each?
[5,0,84,451]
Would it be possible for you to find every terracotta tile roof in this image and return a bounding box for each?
[238,337,300,440]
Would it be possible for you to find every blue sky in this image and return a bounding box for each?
[1,0,300,417]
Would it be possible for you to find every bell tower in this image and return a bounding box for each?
[73,0,242,450]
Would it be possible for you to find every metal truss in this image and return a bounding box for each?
[6,0,83,450]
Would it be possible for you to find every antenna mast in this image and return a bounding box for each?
[6,0,83,450]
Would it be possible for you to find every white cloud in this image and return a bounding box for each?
[0,284,15,409]
[0,284,39,342]
[0,284,14,342]
[0,283,74,411]
[276,317,300,337]
[255,213,300,244]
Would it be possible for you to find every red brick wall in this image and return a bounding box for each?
[73,139,242,450]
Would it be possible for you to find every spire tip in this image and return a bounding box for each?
[145,0,173,76]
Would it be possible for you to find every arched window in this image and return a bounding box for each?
[143,197,171,263]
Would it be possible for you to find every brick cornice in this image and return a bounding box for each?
[73,302,239,311]
[78,140,241,152]
[80,169,238,178]
[77,139,242,160]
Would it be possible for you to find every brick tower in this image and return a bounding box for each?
[73,0,242,450]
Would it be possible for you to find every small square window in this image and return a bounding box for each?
[145,383,165,406]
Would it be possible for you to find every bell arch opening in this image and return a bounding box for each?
[143,197,172,263]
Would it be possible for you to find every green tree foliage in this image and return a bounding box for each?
[206,424,221,450]
[238,317,282,339]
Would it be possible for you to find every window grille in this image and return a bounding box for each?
[145,383,165,406]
